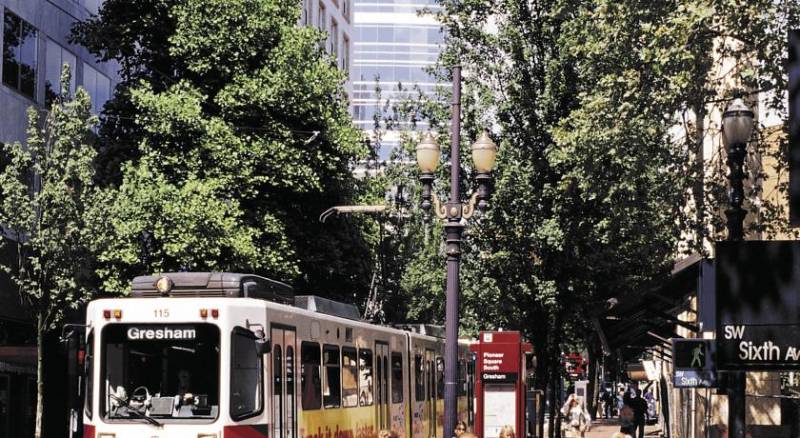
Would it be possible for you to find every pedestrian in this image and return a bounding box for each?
[455,420,467,437]
[623,389,647,438]
[619,398,635,432]
[601,389,613,418]
[611,425,634,438]
[498,425,515,438]
[561,394,591,438]
[617,386,626,415]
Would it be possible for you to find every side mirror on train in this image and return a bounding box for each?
[256,338,271,355]
[253,328,270,355]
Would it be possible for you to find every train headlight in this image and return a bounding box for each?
[156,276,173,295]
[197,434,217,438]
[97,433,116,438]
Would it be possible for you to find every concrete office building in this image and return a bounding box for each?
[301,0,354,95]
[0,1,118,436]
[351,0,446,161]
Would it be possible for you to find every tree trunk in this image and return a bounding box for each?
[554,375,562,438]
[586,345,597,420]
[548,373,557,438]
[536,356,548,438]
[35,314,44,438]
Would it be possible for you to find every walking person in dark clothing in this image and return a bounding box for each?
[623,388,648,438]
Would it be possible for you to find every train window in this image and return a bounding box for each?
[230,327,263,420]
[286,345,295,435]
[391,352,403,403]
[342,347,358,407]
[427,359,433,400]
[358,349,373,406]
[84,331,93,419]
[322,345,341,409]
[414,354,424,401]
[100,324,220,421]
[300,342,322,410]
[436,357,444,400]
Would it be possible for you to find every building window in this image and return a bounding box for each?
[45,39,76,106]
[303,0,312,26]
[3,10,38,100]
[82,62,110,114]
[317,2,326,32]
[342,35,350,75]
[330,19,338,56]
[300,342,322,410]
[342,0,350,23]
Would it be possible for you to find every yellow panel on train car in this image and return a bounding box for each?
[299,406,377,438]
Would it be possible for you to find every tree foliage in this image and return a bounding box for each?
[380,4,800,430]
[0,67,97,438]
[72,0,371,297]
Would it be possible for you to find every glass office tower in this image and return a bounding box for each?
[352,0,446,161]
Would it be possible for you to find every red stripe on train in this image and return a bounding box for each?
[224,424,270,438]
[83,424,95,438]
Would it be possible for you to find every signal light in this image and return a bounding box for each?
[200,309,208,318]
[113,309,122,319]
[103,310,111,319]
[156,276,173,295]
[211,309,219,318]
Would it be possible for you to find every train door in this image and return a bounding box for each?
[271,326,297,438]
[376,342,390,430]
[414,352,425,438]
[425,349,435,438]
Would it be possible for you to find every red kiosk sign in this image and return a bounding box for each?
[470,331,533,438]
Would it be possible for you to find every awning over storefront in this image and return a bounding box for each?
[0,346,36,374]
[594,254,704,360]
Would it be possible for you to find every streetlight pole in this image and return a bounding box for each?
[415,64,497,438]
[721,97,754,438]
[443,63,463,438]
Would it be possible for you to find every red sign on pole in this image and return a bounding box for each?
[471,331,533,438]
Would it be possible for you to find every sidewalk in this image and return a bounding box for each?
[544,419,661,438]
[585,419,660,437]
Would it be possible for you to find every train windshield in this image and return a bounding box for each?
[100,324,220,422]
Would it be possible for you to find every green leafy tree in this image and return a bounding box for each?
[407,2,798,435]
[72,0,371,296]
[0,67,97,438]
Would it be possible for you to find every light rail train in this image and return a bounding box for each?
[75,272,476,438]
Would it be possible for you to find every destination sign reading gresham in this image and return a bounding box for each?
[716,241,800,370]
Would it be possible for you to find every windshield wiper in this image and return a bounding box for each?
[125,408,163,426]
